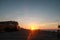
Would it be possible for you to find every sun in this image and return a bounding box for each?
[29,24,37,30]
[30,26,35,30]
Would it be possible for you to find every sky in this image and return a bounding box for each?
[0,0,60,30]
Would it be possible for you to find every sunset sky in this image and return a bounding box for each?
[0,0,60,30]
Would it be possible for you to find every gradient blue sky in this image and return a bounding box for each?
[0,0,60,29]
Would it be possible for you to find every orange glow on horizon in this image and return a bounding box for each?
[30,25,37,30]
[18,22,58,30]
[29,23,39,30]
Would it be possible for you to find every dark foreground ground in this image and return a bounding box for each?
[0,21,58,40]
[0,28,58,40]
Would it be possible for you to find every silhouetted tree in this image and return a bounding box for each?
[0,21,20,32]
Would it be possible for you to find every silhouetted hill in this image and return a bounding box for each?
[0,21,58,40]
[0,28,58,40]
